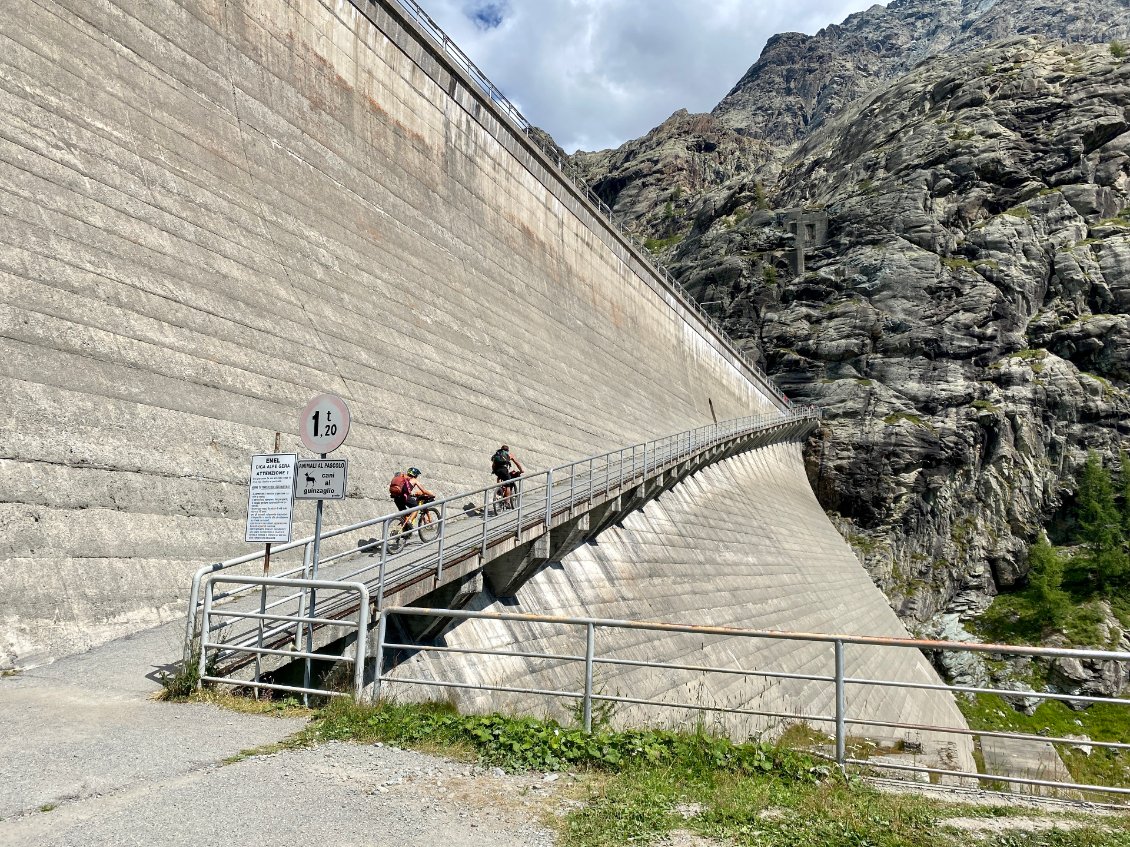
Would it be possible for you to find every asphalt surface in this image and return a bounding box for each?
[0,622,558,846]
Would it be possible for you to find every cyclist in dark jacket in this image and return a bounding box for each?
[491,445,524,498]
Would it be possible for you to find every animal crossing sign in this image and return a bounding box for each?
[299,393,350,454]
[294,458,348,500]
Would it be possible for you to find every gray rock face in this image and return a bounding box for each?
[713,0,1130,148]
[573,27,1130,632]
[701,41,1130,622]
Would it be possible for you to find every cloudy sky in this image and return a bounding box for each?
[416,0,887,152]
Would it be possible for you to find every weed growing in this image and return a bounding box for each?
[303,699,821,778]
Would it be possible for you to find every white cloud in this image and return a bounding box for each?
[413,0,888,152]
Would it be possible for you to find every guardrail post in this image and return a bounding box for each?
[834,640,847,771]
[583,622,595,734]
[294,542,312,651]
[436,500,448,583]
[198,579,215,689]
[184,569,208,663]
[481,488,490,557]
[515,474,524,539]
[545,468,554,528]
[568,463,575,516]
[377,518,390,613]
[354,589,369,700]
[588,457,594,503]
[372,610,388,704]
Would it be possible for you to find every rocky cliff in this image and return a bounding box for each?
[572,1,1130,635]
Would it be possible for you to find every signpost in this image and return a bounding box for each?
[245,451,297,694]
[296,393,352,700]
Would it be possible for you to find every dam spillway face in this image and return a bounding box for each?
[1,0,969,763]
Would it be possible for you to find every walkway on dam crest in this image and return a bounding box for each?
[188,408,821,687]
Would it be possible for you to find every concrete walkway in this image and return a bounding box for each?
[979,736,1081,799]
[0,623,555,845]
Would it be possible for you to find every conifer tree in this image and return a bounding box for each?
[1120,449,1130,537]
[1075,451,1129,589]
[1026,535,1070,628]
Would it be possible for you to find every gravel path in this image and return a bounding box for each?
[0,622,561,846]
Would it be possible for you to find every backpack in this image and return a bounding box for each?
[389,472,409,496]
[491,449,509,472]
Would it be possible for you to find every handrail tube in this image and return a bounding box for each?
[386,605,1130,662]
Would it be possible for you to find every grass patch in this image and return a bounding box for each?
[188,689,314,718]
[303,700,821,777]
[1004,206,1033,220]
[959,693,1130,791]
[848,532,885,556]
[883,412,929,428]
[644,233,683,253]
[38,804,57,814]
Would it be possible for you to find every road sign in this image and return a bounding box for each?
[299,393,350,454]
[295,458,348,500]
[245,454,297,543]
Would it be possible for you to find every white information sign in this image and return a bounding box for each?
[299,393,351,454]
[295,458,348,501]
[245,454,298,543]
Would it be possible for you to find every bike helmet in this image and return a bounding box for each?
[407,467,421,478]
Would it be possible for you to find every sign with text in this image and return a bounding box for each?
[295,458,348,500]
[299,393,350,454]
[245,454,298,543]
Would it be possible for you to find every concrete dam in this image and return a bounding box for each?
[1,0,969,756]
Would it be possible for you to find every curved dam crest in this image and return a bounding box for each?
[1,0,970,763]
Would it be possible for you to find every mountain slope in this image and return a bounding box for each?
[572,5,1130,630]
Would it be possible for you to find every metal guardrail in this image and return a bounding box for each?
[352,0,788,407]
[199,576,370,700]
[184,408,819,664]
[372,606,1130,800]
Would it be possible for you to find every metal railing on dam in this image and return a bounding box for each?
[194,597,1130,802]
[185,407,819,669]
[361,0,788,408]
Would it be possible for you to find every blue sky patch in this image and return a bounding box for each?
[467,2,506,30]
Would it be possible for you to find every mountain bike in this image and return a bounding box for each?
[492,470,522,514]
[386,493,439,554]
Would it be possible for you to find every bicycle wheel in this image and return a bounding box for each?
[492,486,511,513]
[416,507,440,543]
[385,523,406,555]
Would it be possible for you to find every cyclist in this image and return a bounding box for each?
[388,467,433,530]
[491,444,525,500]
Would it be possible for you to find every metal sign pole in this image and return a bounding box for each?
[296,393,351,703]
[254,432,282,697]
[303,452,327,702]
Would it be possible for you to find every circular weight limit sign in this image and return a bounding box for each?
[299,393,351,454]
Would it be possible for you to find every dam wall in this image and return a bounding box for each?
[1,0,776,668]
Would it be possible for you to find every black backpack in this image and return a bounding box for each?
[491,448,509,472]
